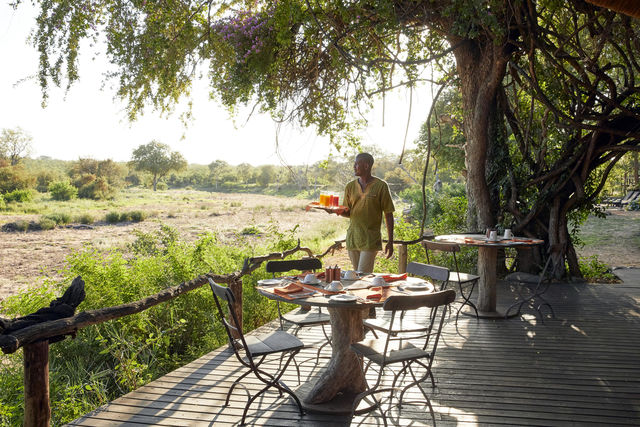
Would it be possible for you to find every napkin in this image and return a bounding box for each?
[366,292,382,300]
[380,273,407,283]
[274,283,303,294]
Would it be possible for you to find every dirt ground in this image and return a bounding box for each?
[1,193,638,302]
[0,191,346,302]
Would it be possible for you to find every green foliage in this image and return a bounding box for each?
[0,127,32,165]
[36,170,63,192]
[128,210,147,222]
[45,212,72,225]
[75,213,94,224]
[578,255,617,283]
[0,194,5,210]
[3,188,34,203]
[400,182,467,231]
[129,141,187,191]
[0,165,35,193]
[0,226,279,425]
[241,225,261,235]
[69,159,126,200]
[38,217,57,230]
[49,180,78,201]
[105,211,121,223]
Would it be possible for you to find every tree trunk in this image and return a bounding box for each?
[152,175,158,191]
[452,38,510,232]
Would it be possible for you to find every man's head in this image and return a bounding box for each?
[354,153,374,177]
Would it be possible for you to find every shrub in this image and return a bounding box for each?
[129,210,147,222]
[155,181,168,191]
[105,211,121,223]
[78,176,117,200]
[14,219,29,232]
[75,213,94,224]
[36,170,62,192]
[38,217,57,230]
[49,181,78,201]
[0,194,5,210]
[3,189,33,203]
[0,165,35,193]
[579,255,618,282]
[241,225,261,235]
[45,212,72,225]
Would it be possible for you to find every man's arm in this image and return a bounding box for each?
[384,212,394,258]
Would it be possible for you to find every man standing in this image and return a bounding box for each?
[340,153,395,273]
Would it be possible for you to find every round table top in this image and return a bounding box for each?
[435,233,544,248]
[257,275,435,308]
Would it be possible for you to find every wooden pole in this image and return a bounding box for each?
[23,341,50,427]
[398,244,408,273]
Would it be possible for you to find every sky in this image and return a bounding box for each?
[0,3,434,167]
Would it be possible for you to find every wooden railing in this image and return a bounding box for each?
[0,235,433,426]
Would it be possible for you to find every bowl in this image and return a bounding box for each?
[343,270,357,280]
[326,280,343,292]
[303,273,319,284]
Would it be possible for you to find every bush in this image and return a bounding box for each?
[105,211,121,223]
[45,212,72,225]
[78,176,117,200]
[128,210,147,222]
[0,194,5,210]
[579,255,618,282]
[3,189,33,203]
[38,217,57,230]
[36,170,62,192]
[75,213,94,224]
[0,165,35,193]
[49,181,78,201]
[155,181,168,191]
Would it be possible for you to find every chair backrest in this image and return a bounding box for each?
[381,289,455,366]
[207,278,253,364]
[382,289,456,312]
[422,241,466,285]
[407,261,450,283]
[265,258,322,275]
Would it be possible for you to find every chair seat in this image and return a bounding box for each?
[364,317,427,334]
[351,338,430,366]
[505,271,541,284]
[244,330,304,357]
[450,271,480,284]
[282,309,330,326]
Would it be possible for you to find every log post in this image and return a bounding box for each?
[229,278,243,339]
[23,341,50,427]
[398,244,408,273]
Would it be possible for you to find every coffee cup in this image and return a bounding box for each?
[343,270,357,280]
[503,229,513,239]
[372,276,386,286]
[326,280,343,292]
[489,230,498,241]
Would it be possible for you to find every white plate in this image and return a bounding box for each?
[329,294,357,302]
[302,278,321,285]
[404,282,430,291]
[258,278,283,286]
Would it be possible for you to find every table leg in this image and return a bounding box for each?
[467,246,517,318]
[300,306,369,413]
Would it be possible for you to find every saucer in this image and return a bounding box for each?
[303,277,321,285]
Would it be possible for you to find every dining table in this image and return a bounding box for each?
[256,273,435,415]
[434,234,544,318]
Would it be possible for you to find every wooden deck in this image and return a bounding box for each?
[69,273,640,426]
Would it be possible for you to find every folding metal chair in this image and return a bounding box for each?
[208,278,305,425]
[504,243,562,321]
[423,240,480,321]
[351,289,456,426]
[265,258,331,359]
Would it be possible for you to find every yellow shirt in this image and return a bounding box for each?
[344,177,395,251]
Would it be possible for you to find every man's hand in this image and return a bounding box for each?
[384,241,394,259]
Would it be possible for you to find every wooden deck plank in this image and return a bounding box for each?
[68,279,640,426]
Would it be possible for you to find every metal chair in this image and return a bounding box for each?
[208,278,305,425]
[351,289,456,426]
[504,244,562,321]
[423,240,480,321]
[265,258,331,358]
[365,262,449,344]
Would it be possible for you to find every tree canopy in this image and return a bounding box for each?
[25,0,640,277]
[130,141,187,191]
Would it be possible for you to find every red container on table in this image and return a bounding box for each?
[331,195,339,207]
[325,267,333,282]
